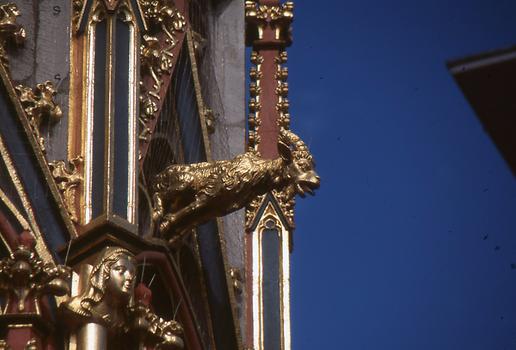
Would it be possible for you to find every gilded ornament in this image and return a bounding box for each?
[248,51,263,151]
[272,50,298,227]
[128,288,184,349]
[72,0,84,28]
[275,82,288,97]
[15,81,63,153]
[229,268,243,295]
[138,0,186,152]
[48,157,83,223]
[103,0,121,11]
[151,129,319,242]
[248,98,261,112]
[116,0,133,22]
[0,231,70,314]
[275,66,288,80]
[24,339,36,350]
[272,188,295,228]
[0,340,9,350]
[90,0,107,24]
[245,195,264,228]
[245,1,294,21]
[0,3,25,68]
[191,30,206,55]
[203,106,216,134]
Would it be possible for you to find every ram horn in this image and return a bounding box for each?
[279,129,309,153]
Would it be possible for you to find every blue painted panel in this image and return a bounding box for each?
[113,18,130,219]
[262,228,281,350]
[0,80,69,258]
[174,43,206,164]
[91,20,107,219]
[171,45,238,349]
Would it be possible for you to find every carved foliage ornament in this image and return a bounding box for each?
[0,2,25,68]
[248,51,263,150]
[138,0,186,155]
[0,232,70,314]
[48,157,83,223]
[15,81,63,153]
[244,1,294,21]
[128,284,184,349]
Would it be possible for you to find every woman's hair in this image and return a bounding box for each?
[65,247,135,318]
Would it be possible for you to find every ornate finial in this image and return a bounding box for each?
[0,230,70,314]
[0,3,25,68]
[245,1,294,47]
[15,81,63,153]
[49,157,83,223]
[245,1,294,21]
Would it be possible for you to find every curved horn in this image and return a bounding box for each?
[279,129,309,153]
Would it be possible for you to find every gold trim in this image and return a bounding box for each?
[248,51,263,151]
[6,324,34,329]
[82,1,106,224]
[0,188,30,231]
[0,135,53,263]
[83,13,97,224]
[251,200,291,350]
[0,188,28,253]
[126,1,139,224]
[82,1,141,225]
[105,14,115,220]
[186,29,212,160]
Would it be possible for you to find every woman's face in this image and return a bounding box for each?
[106,255,136,300]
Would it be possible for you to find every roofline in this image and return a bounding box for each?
[448,45,516,75]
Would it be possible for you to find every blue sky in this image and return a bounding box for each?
[289,0,516,349]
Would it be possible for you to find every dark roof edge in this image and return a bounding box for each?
[447,45,516,75]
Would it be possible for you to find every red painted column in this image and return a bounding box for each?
[246,0,293,158]
[245,2,295,349]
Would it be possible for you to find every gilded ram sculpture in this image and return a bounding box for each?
[151,129,320,242]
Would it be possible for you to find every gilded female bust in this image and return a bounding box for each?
[62,247,136,328]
